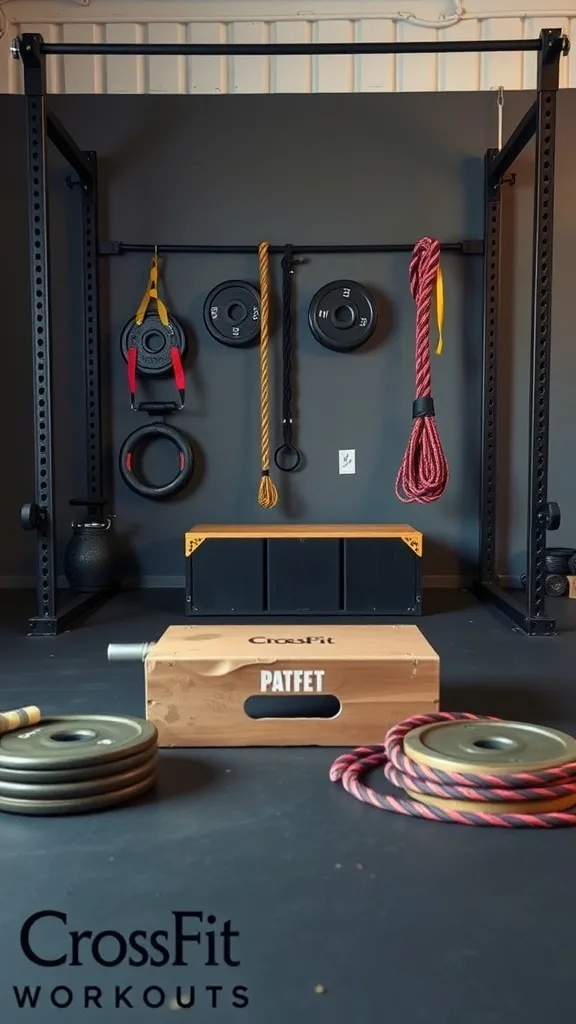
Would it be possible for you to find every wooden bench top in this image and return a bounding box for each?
[185,523,422,556]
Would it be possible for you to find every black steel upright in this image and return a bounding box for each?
[20,36,56,628]
[19,33,110,636]
[526,30,562,629]
[81,151,104,501]
[474,28,565,635]
[478,150,501,590]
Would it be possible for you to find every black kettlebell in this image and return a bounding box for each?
[64,498,117,592]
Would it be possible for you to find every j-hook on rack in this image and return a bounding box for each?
[12,28,568,636]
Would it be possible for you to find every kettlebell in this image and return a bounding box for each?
[64,498,117,592]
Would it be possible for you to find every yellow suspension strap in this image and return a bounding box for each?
[257,241,278,509]
[135,247,170,327]
[127,248,186,409]
[435,264,444,356]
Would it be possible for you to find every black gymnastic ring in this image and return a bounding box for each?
[118,422,194,500]
[274,443,302,473]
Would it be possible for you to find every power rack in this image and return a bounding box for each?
[12,28,568,636]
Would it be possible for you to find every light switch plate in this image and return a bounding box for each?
[339,449,355,474]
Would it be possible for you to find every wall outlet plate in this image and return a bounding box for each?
[339,449,355,474]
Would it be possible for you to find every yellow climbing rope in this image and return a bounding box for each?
[257,241,278,509]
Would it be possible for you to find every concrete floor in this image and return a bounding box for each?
[0,588,575,1023]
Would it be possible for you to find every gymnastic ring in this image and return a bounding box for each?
[274,443,302,473]
[118,422,194,501]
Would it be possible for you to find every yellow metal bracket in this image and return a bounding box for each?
[400,533,422,557]
[185,535,206,558]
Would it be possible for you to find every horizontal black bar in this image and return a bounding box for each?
[488,100,538,184]
[46,110,93,184]
[39,39,543,58]
[99,241,483,256]
[472,580,555,635]
[27,587,119,637]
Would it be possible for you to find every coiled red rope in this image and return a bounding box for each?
[330,712,576,828]
[395,238,449,504]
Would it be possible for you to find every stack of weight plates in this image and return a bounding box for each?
[403,718,576,815]
[0,715,158,816]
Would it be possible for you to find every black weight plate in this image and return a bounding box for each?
[0,715,157,771]
[203,280,260,348]
[308,280,377,352]
[0,756,157,801]
[120,311,187,378]
[0,774,157,817]
[0,744,156,784]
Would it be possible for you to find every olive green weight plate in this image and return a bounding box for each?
[0,745,156,785]
[404,787,576,815]
[0,773,157,817]
[0,755,157,801]
[404,719,576,773]
[0,715,157,771]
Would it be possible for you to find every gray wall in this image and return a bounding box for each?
[1,91,575,587]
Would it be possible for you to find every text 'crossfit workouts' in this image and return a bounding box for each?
[13,910,250,1012]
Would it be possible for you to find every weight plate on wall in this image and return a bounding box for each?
[0,745,156,784]
[308,280,377,352]
[0,715,157,771]
[0,774,157,817]
[403,719,576,773]
[203,280,260,347]
[120,312,187,377]
[0,755,157,801]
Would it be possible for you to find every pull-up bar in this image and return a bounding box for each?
[13,36,568,59]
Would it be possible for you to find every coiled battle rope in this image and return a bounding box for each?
[395,238,449,504]
[257,241,278,509]
[330,712,576,828]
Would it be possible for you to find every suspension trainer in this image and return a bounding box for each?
[274,245,302,473]
[395,237,449,504]
[257,242,278,509]
[122,249,187,410]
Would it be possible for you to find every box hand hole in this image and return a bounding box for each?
[243,695,341,720]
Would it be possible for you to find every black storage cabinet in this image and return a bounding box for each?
[185,525,422,619]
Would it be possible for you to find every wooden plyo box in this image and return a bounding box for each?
[145,624,440,747]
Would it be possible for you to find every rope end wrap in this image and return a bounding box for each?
[412,396,435,419]
[258,472,278,509]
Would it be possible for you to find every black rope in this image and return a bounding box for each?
[274,245,302,472]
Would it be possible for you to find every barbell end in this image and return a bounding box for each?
[540,501,561,532]
[21,502,45,532]
[107,643,155,663]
